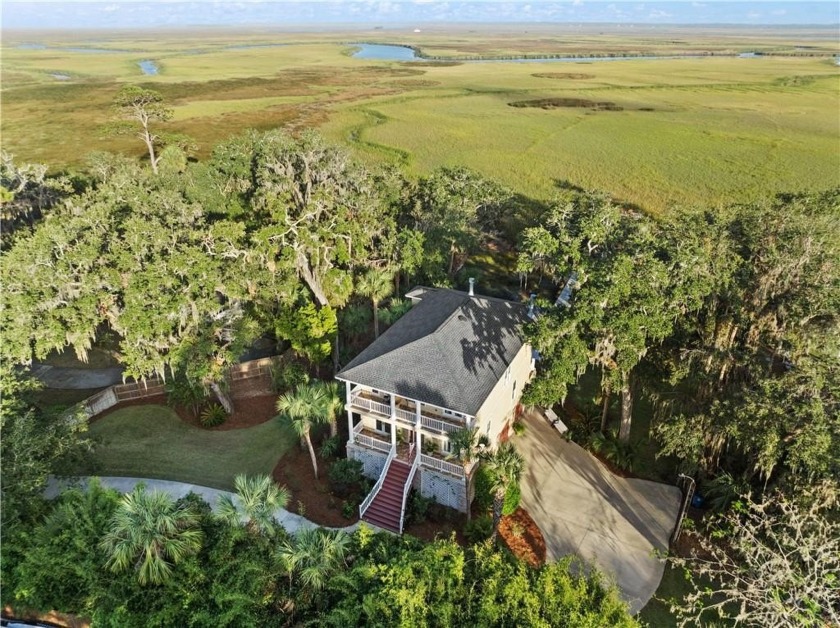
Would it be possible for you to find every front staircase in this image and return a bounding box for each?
[361,458,412,533]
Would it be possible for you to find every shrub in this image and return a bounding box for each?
[342,500,356,519]
[319,435,340,460]
[405,490,433,526]
[464,515,493,543]
[165,374,207,417]
[428,501,456,524]
[328,458,364,497]
[271,361,309,394]
[589,431,637,472]
[704,471,749,512]
[200,404,227,428]
[502,483,521,516]
[473,466,493,512]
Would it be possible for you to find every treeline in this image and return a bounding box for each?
[519,187,840,493]
[2,124,838,626]
[1,130,511,403]
[3,479,636,627]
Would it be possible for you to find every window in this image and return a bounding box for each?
[442,439,452,454]
[375,420,390,435]
[512,381,517,401]
[504,366,511,384]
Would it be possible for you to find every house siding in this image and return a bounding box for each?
[474,343,534,443]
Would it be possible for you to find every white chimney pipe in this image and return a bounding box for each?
[468,278,475,296]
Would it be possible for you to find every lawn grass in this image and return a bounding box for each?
[2,27,838,213]
[79,405,297,491]
[639,563,692,627]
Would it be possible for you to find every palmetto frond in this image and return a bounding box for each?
[279,528,350,593]
[100,485,203,585]
[216,474,290,537]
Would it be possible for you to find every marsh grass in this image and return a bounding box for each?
[3,29,838,212]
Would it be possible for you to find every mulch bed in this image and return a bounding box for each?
[272,446,358,528]
[405,510,468,545]
[499,507,547,568]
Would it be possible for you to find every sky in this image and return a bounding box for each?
[3,1,839,29]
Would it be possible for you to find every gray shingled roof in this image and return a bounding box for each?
[337,287,529,416]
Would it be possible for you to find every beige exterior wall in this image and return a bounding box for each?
[474,343,534,444]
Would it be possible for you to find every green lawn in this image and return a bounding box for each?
[79,405,297,491]
[639,563,692,627]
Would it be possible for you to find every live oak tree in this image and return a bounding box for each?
[670,486,839,628]
[412,166,510,281]
[1,162,255,412]
[199,130,400,369]
[0,151,69,243]
[521,191,683,441]
[652,191,840,485]
[111,86,173,174]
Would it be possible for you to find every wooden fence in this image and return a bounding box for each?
[70,355,284,421]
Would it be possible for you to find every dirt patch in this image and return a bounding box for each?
[499,507,547,567]
[532,72,596,80]
[509,97,623,111]
[93,392,277,431]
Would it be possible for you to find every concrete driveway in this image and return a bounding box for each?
[518,408,681,615]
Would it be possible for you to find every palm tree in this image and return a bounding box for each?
[217,474,290,537]
[276,384,331,478]
[278,528,350,596]
[315,380,343,438]
[100,485,203,585]
[481,442,525,542]
[356,268,394,339]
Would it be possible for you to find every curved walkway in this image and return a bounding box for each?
[46,476,363,535]
[518,408,681,615]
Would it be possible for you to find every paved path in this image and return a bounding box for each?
[32,363,124,389]
[518,408,681,615]
[46,476,363,535]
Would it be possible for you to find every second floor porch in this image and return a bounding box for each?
[345,385,471,436]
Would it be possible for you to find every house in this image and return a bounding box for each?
[336,280,535,533]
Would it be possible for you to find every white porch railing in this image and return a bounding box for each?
[394,406,416,425]
[353,422,392,453]
[420,453,468,477]
[359,443,397,519]
[399,444,419,534]
[349,391,390,417]
[420,414,461,435]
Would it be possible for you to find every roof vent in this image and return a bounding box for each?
[468,277,475,297]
